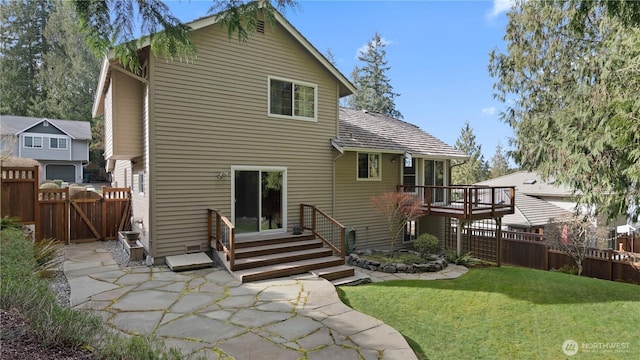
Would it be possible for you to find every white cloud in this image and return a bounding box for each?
[487,0,515,21]
[482,106,497,116]
[355,37,393,59]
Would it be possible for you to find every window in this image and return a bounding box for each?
[357,153,381,180]
[269,77,317,120]
[137,172,144,195]
[403,158,416,191]
[425,160,445,202]
[24,136,43,148]
[404,220,417,242]
[49,137,67,150]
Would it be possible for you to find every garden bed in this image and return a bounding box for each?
[347,250,448,274]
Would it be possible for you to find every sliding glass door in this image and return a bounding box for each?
[233,168,285,234]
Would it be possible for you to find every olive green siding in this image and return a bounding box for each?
[148,22,340,258]
[105,71,143,160]
[334,152,403,250]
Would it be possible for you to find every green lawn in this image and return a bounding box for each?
[337,266,640,360]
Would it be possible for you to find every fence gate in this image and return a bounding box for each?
[37,187,131,243]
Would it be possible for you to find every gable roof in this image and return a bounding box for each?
[502,192,573,228]
[333,108,467,159]
[477,171,574,198]
[0,115,92,140]
[93,7,356,118]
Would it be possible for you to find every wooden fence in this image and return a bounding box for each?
[449,229,640,284]
[1,167,131,243]
[1,166,39,227]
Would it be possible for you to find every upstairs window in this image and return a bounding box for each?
[24,135,43,148]
[269,77,317,121]
[50,137,68,150]
[357,153,381,180]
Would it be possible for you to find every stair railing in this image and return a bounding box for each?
[207,208,235,269]
[300,204,345,259]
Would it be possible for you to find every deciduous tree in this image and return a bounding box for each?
[348,32,402,119]
[371,192,423,257]
[544,215,609,276]
[489,1,640,221]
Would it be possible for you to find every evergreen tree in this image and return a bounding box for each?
[489,142,511,179]
[0,0,54,116]
[489,1,640,221]
[74,0,298,70]
[34,0,100,121]
[451,121,489,184]
[348,32,402,119]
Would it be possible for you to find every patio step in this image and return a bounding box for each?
[234,231,315,249]
[234,256,345,283]
[232,247,333,271]
[310,265,355,281]
[234,239,324,259]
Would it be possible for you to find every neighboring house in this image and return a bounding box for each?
[478,171,626,233]
[93,9,506,264]
[0,115,91,183]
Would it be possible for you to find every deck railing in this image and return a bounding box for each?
[300,204,345,258]
[398,185,515,219]
[207,208,235,269]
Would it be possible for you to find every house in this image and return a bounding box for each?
[93,8,513,276]
[478,171,626,233]
[0,115,91,183]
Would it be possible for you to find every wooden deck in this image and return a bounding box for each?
[398,185,515,220]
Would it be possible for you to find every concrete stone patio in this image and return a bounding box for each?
[64,242,467,359]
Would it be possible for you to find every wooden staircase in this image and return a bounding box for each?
[223,232,355,283]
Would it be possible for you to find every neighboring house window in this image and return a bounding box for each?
[24,136,43,148]
[425,160,445,202]
[268,77,317,120]
[138,172,144,195]
[49,137,68,150]
[357,153,381,180]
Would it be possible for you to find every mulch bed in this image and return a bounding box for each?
[0,309,96,360]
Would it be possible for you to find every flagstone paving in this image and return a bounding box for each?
[64,242,467,360]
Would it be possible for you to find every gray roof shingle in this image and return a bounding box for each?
[335,108,466,159]
[0,115,92,140]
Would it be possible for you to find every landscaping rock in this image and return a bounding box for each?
[382,264,397,273]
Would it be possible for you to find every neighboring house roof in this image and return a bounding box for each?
[502,192,572,228]
[93,7,356,117]
[0,115,92,140]
[333,108,467,159]
[478,170,574,198]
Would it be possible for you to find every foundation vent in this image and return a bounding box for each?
[185,244,202,253]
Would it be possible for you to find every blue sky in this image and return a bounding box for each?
[165,0,514,162]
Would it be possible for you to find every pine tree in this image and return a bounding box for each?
[489,142,511,179]
[451,121,489,184]
[348,32,402,119]
[34,0,100,121]
[0,0,55,116]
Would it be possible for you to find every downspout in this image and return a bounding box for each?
[332,151,344,216]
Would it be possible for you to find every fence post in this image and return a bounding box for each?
[608,249,613,281]
[101,187,107,241]
[544,243,549,271]
[496,217,502,267]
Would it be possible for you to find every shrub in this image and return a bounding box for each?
[444,250,477,267]
[1,216,21,230]
[414,233,440,258]
[40,181,60,189]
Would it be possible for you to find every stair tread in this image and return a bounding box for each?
[234,256,344,276]
[310,265,354,276]
[235,239,322,254]
[234,247,332,265]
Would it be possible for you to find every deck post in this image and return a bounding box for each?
[495,217,502,267]
[456,220,466,256]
